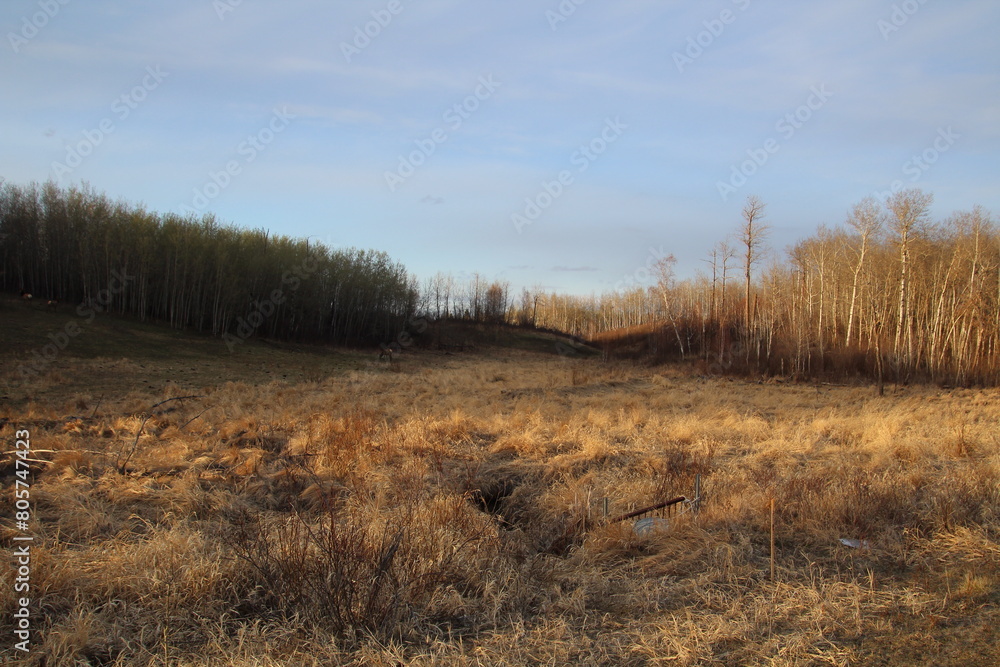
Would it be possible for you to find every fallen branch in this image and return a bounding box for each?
[179,408,209,432]
[89,394,104,419]
[148,395,205,412]
[116,395,205,474]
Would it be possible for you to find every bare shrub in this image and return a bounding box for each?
[227,493,510,639]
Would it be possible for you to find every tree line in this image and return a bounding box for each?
[0,181,417,347]
[508,190,999,386]
[389,188,1000,387]
[5,180,997,385]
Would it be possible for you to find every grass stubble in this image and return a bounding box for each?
[1,348,999,666]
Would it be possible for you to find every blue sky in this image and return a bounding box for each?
[2,0,998,295]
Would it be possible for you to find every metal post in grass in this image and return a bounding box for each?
[693,474,701,514]
[770,497,776,582]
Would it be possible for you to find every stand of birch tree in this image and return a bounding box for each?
[0,181,417,346]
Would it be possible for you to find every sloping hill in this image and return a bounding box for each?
[0,295,351,408]
[0,297,598,409]
[413,318,600,357]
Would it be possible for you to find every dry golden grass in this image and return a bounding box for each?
[2,349,999,665]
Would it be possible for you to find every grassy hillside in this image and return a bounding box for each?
[0,296,350,407]
[1,296,999,665]
[0,296,592,409]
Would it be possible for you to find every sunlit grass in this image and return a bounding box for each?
[2,348,999,665]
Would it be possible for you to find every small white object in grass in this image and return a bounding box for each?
[634,517,670,536]
[839,538,870,549]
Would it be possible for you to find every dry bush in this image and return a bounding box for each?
[226,493,512,640]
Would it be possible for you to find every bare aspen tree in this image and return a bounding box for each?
[423,272,445,319]
[442,273,455,318]
[653,253,685,357]
[471,272,484,321]
[740,196,769,361]
[805,227,835,364]
[949,206,996,380]
[844,197,883,347]
[958,206,990,299]
[705,238,736,324]
[716,238,736,358]
[704,246,719,322]
[886,189,933,367]
[519,290,533,327]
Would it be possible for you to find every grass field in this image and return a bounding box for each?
[1,299,999,665]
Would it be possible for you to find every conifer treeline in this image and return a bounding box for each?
[0,181,417,345]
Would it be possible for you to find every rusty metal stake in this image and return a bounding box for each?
[770,497,776,582]
[694,474,701,514]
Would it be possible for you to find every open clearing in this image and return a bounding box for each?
[1,308,999,665]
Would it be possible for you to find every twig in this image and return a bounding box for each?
[179,409,208,432]
[148,395,205,412]
[89,394,104,419]
[117,414,153,474]
[116,395,205,474]
[5,457,51,466]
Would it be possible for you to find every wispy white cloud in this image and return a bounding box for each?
[553,266,600,272]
